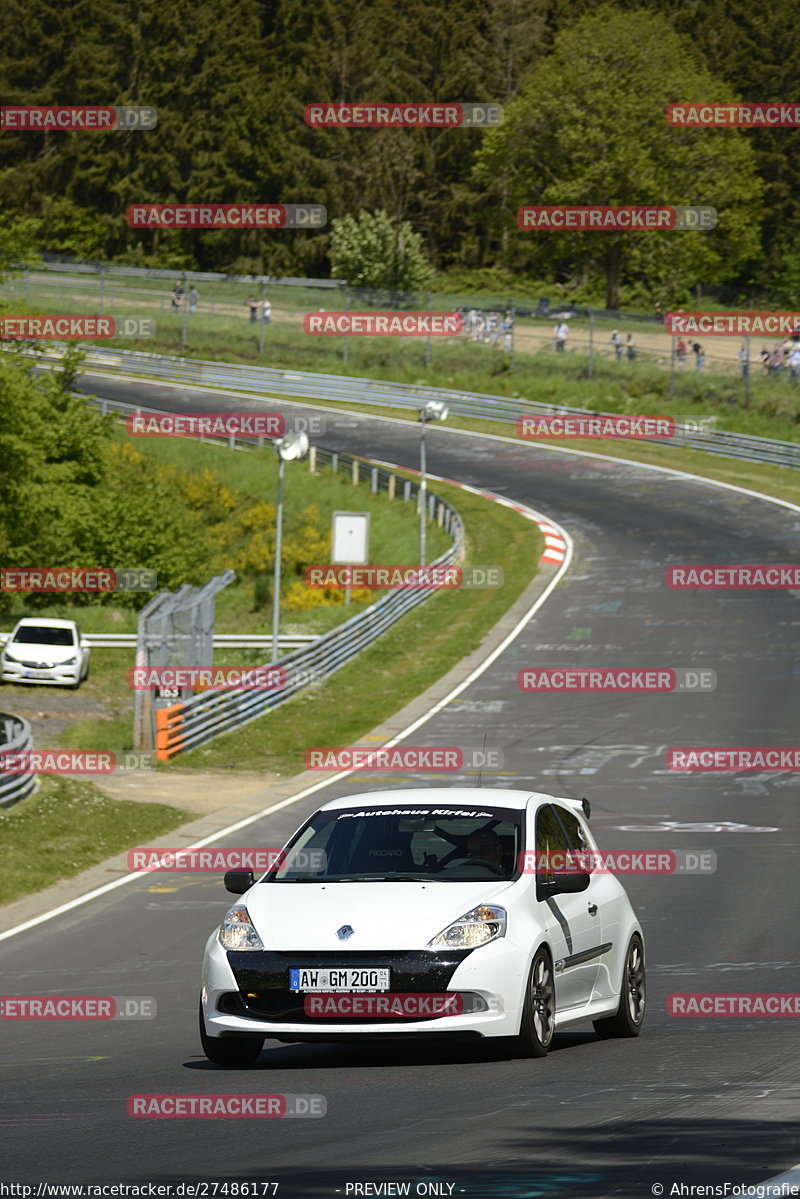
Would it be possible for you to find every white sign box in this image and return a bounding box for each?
[331,511,370,564]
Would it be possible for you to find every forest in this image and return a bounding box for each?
[1,0,799,304]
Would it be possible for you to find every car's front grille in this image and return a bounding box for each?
[18,660,55,669]
[225,949,473,1024]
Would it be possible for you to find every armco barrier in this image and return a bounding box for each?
[50,389,464,758]
[0,713,37,807]
[76,347,800,471]
[78,424,465,759]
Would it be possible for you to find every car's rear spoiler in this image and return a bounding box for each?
[563,797,591,820]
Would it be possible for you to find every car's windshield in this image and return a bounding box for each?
[266,803,524,882]
[12,627,75,646]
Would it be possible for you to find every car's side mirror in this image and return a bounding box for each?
[79,639,89,650]
[536,870,591,901]
[555,870,591,894]
[224,870,255,894]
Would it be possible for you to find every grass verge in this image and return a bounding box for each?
[0,777,187,906]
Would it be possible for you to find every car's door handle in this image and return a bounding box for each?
[588,903,598,916]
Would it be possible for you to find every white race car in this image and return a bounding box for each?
[199,787,645,1065]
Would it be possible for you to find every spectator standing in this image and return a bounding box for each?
[768,346,783,376]
[554,320,569,352]
[691,341,705,371]
[188,286,199,314]
[625,333,637,361]
[610,329,623,360]
[246,295,259,323]
[676,338,688,370]
[759,347,771,374]
[502,313,513,352]
[261,297,272,325]
[789,342,800,381]
[171,284,182,312]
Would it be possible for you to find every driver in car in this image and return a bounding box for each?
[466,829,505,870]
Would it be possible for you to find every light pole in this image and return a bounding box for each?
[271,431,309,663]
[418,400,448,566]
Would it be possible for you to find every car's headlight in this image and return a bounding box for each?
[218,905,264,951]
[61,657,77,665]
[2,651,19,663]
[428,904,507,950]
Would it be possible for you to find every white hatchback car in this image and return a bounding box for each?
[0,618,90,689]
[200,788,645,1065]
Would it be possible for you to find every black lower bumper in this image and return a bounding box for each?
[224,948,474,1023]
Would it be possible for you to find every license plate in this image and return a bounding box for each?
[289,967,390,992]
[25,670,51,678]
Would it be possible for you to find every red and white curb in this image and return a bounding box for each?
[531,518,567,565]
[441,481,568,567]
[376,464,569,568]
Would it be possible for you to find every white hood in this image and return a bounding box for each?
[7,643,76,665]
[244,879,515,951]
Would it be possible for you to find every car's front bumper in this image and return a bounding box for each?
[201,933,525,1040]
[1,660,82,686]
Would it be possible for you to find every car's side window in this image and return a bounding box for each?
[552,806,589,850]
[535,805,570,880]
[551,804,595,871]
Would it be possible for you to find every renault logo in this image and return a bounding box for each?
[337,925,355,940]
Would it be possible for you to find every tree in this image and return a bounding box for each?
[329,209,433,293]
[0,353,114,601]
[473,6,764,308]
[0,211,38,279]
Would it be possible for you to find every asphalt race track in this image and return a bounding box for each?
[2,372,799,1196]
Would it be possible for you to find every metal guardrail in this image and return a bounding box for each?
[82,633,317,649]
[50,387,462,757]
[152,446,463,759]
[0,713,37,807]
[80,347,800,471]
[26,259,342,288]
